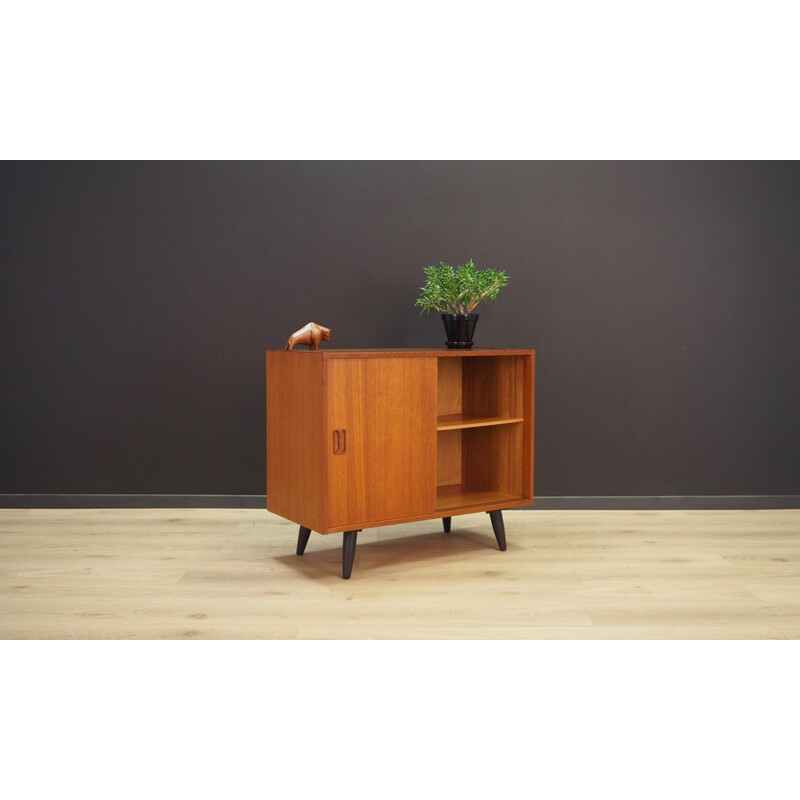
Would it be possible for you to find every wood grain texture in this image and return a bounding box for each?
[436,485,526,511]
[2,508,799,639]
[266,351,325,531]
[267,350,534,539]
[437,357,462,417]
[523,351,535,503]
[437,430,462,488]
[437,414,524,430]
[269,348,533,358]
[326,356,437,530]
[435,352,534,512]
[462,423,524,499]
[436,358,463,490]
[463,355,524,419]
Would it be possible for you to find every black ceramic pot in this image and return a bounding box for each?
[441,313,479,349]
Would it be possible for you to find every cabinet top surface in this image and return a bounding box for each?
[267,348,535,358]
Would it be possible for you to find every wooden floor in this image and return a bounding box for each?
[1,508,799,639]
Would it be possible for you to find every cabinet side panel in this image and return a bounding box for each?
[524,352,535,503]
[266,352,324,531]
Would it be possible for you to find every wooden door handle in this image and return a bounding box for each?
[333,429,346,455]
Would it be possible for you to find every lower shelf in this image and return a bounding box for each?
[436,484,527,512]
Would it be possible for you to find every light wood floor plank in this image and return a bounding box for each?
[1,508,799,639]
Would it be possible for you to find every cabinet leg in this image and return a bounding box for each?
[342,531,359,579]
[442,517,451,533]
[487,510,507,551]
[296,526,312,556]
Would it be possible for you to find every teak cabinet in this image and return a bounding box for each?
[266,349,535,578]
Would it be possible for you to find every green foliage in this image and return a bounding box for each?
[414,259,509,315]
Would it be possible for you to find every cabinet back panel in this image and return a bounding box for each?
[462,424,524,498]
[463,356,524,418]
[437,430,462,487]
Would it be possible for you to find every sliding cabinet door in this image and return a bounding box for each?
[326,357,436,530]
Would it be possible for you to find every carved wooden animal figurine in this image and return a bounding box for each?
[285,322,331,351]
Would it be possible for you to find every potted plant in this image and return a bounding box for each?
[415,259,509,348]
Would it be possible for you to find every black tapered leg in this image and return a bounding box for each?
[442,517,451,533]
[296,526,312,556]
[342,530,359,579]
[488,510,507,551]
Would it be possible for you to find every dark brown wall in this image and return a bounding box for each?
[1,161,799,496]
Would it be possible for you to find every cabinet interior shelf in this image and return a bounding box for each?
[436,413,524,431]
[436,485,527,512]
